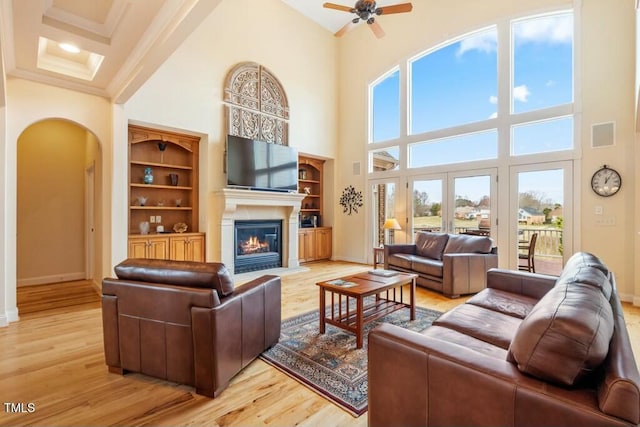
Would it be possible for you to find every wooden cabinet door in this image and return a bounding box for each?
[148,237,169,259]
[169,234,205,262]
[298,229,317,262]
[169,236,189,261]
[128,236,169,259]
[188,235,205,262]
[316,228,332,260]
[129,239,149,258]
[298,231,307,261]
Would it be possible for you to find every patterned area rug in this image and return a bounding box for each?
[259,302,442,417]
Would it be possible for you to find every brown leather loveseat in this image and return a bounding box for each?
[384,232,498,297]
[369,252,640,427]
[101,258,281,398]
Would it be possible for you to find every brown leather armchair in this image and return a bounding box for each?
[101,258,281,397]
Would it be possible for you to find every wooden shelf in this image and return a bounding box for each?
[130,183,192,190]
[128,124,204,261]
[298,156,331,262]
[131,206,193,210]
[131,160,193,170]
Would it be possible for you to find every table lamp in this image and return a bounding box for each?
[383,218,401,244]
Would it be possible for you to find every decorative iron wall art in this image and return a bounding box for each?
[223,62,289,145]
[339,185,363,215]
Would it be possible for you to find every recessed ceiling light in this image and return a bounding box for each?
[38,37,104,81]
[59,43,80,54]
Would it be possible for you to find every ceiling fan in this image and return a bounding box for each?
[323,0,413,39]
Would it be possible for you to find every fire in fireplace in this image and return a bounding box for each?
[238,235,270,255]
[234,220,282,274]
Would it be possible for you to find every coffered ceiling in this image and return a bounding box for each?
[0,0,391,104]
[0,0,222,102]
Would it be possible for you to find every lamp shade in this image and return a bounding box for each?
[383,218,401,230]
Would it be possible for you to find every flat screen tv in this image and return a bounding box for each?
[226,135,298,192]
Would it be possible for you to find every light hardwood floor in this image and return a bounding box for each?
[4,261,640,426]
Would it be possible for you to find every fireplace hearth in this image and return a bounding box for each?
[234,220,282,274]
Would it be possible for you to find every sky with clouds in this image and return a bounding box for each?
[372,12,573,205]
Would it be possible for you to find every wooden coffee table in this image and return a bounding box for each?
[317,271,418,349]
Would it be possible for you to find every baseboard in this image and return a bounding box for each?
[0,307,19,327]
[90,279,102,294]
[628,294,640,307]
[17,272,86,287]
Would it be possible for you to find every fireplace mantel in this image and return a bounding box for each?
[214,188,306,214]
[211,188,306,274]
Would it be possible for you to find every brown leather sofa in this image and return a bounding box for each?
[384,232,498,297]
[369,252,640,427]
[101,258,281,398]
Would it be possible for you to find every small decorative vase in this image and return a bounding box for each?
[143,167,154,184]
[169,173,178,186]
[139,221,150,235]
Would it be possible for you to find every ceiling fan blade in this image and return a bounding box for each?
[335,20,358,37]
[378,3,413,15]
[323,2,354,12]
[369,20,386,38]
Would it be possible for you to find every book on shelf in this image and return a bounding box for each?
[368,269,399,277]
[326,279,357,287]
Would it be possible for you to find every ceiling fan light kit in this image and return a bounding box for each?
[323,0,413,38]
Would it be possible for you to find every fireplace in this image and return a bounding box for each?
[234,220,282,274]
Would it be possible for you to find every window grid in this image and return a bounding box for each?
[367,10,576,176]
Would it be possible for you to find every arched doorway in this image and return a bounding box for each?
[16,119,102,293]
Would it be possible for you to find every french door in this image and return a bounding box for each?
[509,161,573,275]
[409,168,497,242]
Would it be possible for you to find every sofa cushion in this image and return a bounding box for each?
[415,232,449,260]
[466,288,538,319]
[422,325,509,359]
[387,253,416,270]
[443,234,492,254]
[508,281,614,387]
[411,257,443,278]
[114,258,235,296]
[433,303,521,349]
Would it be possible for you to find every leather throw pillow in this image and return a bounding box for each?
[507,281,614,386]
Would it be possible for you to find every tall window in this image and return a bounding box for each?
[368,10,575,172]
[369,11,575,172]
[367,10,576,268]
[512,13,574,114]
[410,27,498,134]
[370,68,400,143]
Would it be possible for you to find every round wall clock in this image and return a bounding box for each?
[591,165,621,197]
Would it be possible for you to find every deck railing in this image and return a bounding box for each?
[518,228,563,258]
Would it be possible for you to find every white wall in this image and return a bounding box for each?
[124,0,338,261]
[333,0,638,298]
[579,0,636,300]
